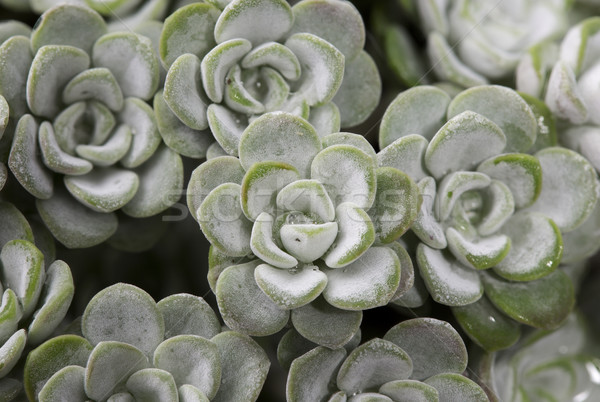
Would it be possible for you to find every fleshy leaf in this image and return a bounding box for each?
[36,186,118,248]
[82,283,164,356]
[126,368,178,402]
[0,289,21,345]
[287,347,347,402]
[0,201,33,253]
[92,32,159,100]
[425,111,506,180]
[448,86,538,153]
[216,261,289,336]
[323,246,400,310]
[117,97,162,169]
[452,295,521,352]
[545,61,588,124]
[369,167,420,243]
[377,134,429,182]
[518,92,558,153]
[379,86,451,148]
[153,335,221,399]
[201,39,252,103]
[417,244,484,307]
[252,213,299,268]
[561,199,600,264]
[53,101,114,155]
[39,121,93,176]
[277,329,319,371]
[159,3,220,68]
[64,168,139,213]
[311,145,376,208]
[187,156,245,222]
[435,171,491,221]
[240,112,321,178]
[179,384,209,402]
[379,380,439,402]
[411,177,446,249]
[241,42,301,81]
[85,341,150,400]
[154,91,212,159]
[38,365,86,402]
[384,318,468,381]
[446,228,511,270]
[333,51,381,127]
[206,103,247,156]
[324,202,375,268]
[164,53,209,131]
[198,182,253,257]
[392,263,430,308]
[0,36,33,119]
[0,20,31,44]
[122,146,184,218]
[27,45,90,119]
[62,67,123,111]
[322,133,376,160]
[387,242,415,301]
[241,161,300,220]
[9,115,54,199]
[255,263,327,309]
[28,260,75,345]
[215,0,293,45]
[337,338,412,395]
[0,329,26,378]
[424,373,488,402]
[494,212,562,281]
[277,180,335,222]
[291,296,361,349]
[211,331,270,402]
[285,33,345,107]
[1,240,45,317]
[24,335,93,401]
[482,269,575,330]
[280,223,338,263]
[157,294,220,339]
[526,147,599,232]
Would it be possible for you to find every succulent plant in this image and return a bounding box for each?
[0,201,74,401]
[158,0,381,157]
[377,0,570,88]
[188,111,420,345]
[285,317,489,402]
[517,17,600,173]
[378,84,600,351]
[0,5,183,249]
[471,313,600,401]
[24,282,269,401]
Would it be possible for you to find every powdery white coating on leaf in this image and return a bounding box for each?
[211,331,270,402]
[284,33,344,107]
[125,368,178,401]
[308,102,341,137]
[435,171,491,222]
[216,261,289,336]
[417,244,483,307]
[207,103,248,156]
[277,179,335,222]
[377,134,429,182]
[280,223,338,263]
[323,247,400,310]
[75,120,132,165]
[425,111,506,180]
[287,346,347,402]
[412,176,447,249]
[62,67,124,111]
[255,263,328,309]
[239,112,321,178]
[199,182,253,257]
[84,341,150,401]
[241,42,301,80]
[179,384,209,402]
[0,36,33,118]
[494,212,562,281]
[336,338,412,395]
[525,147,599,232]
[157,294,221,339]
[379,379,439,402]
[215,0,294,46]
[39,121,93,175]
[0,329,26,378]
[424,373,488,402]
[122,146,184,218]
[118,97,162,168]
[92,32,159,101]
[251,213,298,268]
[82,283,164,357]
[201,39,252,103]
[322,133,376,160]
[0,289,21,344]
[445,228,511,270]
[64,168,139,213]
[291,296,362,349]
[153,335,221,399]
[0,201,34,250]
[38,365,86,402]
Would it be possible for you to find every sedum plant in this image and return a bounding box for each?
[378,84,599,351]
[0,201,74,401]
[24,282,270,401]
[285,317,489,402]
[158,0,381,158]
[0,5,184,249]
[188,111,420,346]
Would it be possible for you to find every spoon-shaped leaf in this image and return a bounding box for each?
[0,36,32,118]
[201,39,252,103]
[280,223,338,263]
[446,228,511,270]
[251,213,298,268]
[0,329,26,378]
[157,294,220,340]
[379,380,439,402]
[435,171,491,221]
[62,67,123,111]
[411,177,447,249]
[377,134,429,182]
[39,121,93,176]
[424,373,488,402]
[241,42,301,80]
[255,263,327,309]
[126,368,178,402]
[38,365,86,402]
[322,133,376,160]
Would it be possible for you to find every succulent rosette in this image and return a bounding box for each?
[157,0,381,158]
[378,0,570,88]
[187,111,420,346]
[0,5,184,249]
[24,283,270,401]
[0,201,74,401]
[471,313,600,401]
[517,17,600,173]
[284,318,489,402]
[378,84,600,351]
